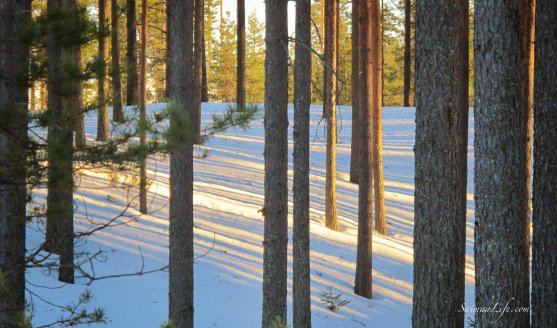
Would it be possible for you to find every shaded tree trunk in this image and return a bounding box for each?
[403,0,411,107]
[138,0,147,214]
[262,1,289,326]
[349,0,360,184]
[97,0,109,141]
[112,0,124,122]
[474,0,530,326]
[201,35,208,102]
[0,0,30,324]
[324,0,338,231]
[193,0,203,142]
[354,0,373,299]
[532,0,557,326]
[412,0,468,326]
[236,0,245,109]
[167,0,195,326]
[126,0,138,105]
[371,0,386,235]
[293,0,312,326]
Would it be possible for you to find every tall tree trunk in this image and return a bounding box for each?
[349,0,360,184]
[403,0,411,107]
[324,0,338,231]
[412,0,468,326]
[74,80,85,149]
[371,0,386,235]
[46,0,80,284]
[262,1,289,326]
[293,0,312,326]
[126,0,138,105]
[474,0,530,326]
[532,0,557,326]
[354,0,373,299]
[193,0,203,142]
[97,0,109,141]
[236,0,245,110]
[112,0,124,122]
[0,0,30,324]
[168,0,195,326]
[201,33,209,102]
[138,0,147,214]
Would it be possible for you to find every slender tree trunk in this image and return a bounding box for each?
[474,0,530,326]
[293,0,312,326]
[236,0,246,110]
[97,0,109,141]
[354,0,373,299]
[74,76,85,149]
[138,0,147,214]
[412,0,468,326]
[30,85,35,110]
[112,0,124,122]
[126,0,138,105]
[532,1,557,326]
[167,0,195,326]
[371,0,386,235]
[0,0,30,324]
[324,0,339,231]
[349,0,360,184]
[193,0,203,142]
[403,0,411,107]
[262,1,289,326]
[201,34,209,102]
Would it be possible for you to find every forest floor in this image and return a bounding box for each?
[28,103,476,327]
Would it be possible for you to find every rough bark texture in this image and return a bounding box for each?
[262,1,289,326]
[126,0,138,105]
[0,0,30,324]
[192,0,203,142]
[354,0,373,299]
[403,0,411,107]
[324,0,338,231]
[293,1,312,327]
[532,1,557,326]
[371,0,386,235]
[138,0,147,214]
[349,0,360,184]
[97,0,109,141]
[167,0,195,327]
[236,0,245,109]
[412,0,468,326]
[46,0,80,284]
[201,36,208,102]
[112,0,124,122]
[474,0,530,326]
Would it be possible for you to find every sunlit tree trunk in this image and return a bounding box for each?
[193,0,204,142]
[138,0,147,214]
[403,0,411,107]
[97,0,109,141]
[112,0,124,122]
[126,0,138,105]
[236,0,245,110]
[349,0,360,184]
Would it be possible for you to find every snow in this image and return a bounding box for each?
[28,103,477,327]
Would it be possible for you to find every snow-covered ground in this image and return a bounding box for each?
[28,103,476,327]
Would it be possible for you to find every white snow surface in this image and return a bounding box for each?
[28,103,477,327]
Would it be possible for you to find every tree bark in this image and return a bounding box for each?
[97,0,109,141]
[126,0,138,105]
[236,0,246,109]
[354,0,373,299]
[0,0,30,324]
[371,0,386,235]
[324,0,338,231]
[412,0,468,326]
[262,1,289,326]
[403,0,411,107]
[112,0,124,122]
[138,0,147,214]
[167,0,195,327]
[474,0,530,326]
[532,0,557,326]
[193,0,203,142]
[201,34,209,102]
[349,0,360,184]
[293,0,312,326]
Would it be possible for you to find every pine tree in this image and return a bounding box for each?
[236,0,246,110]
[402,0,412,107]
[0,0,31,324]
[193,0,204,141]
[262,0,289,326]
[349,0,360,184]
[112,0,124,122]
[138,0,147,214]
[126,0,138,105]
[97,0,110,141]
[474,0,530,326]
[532,0,557,326]
[412,0,468,326]
[293,0,312,326]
